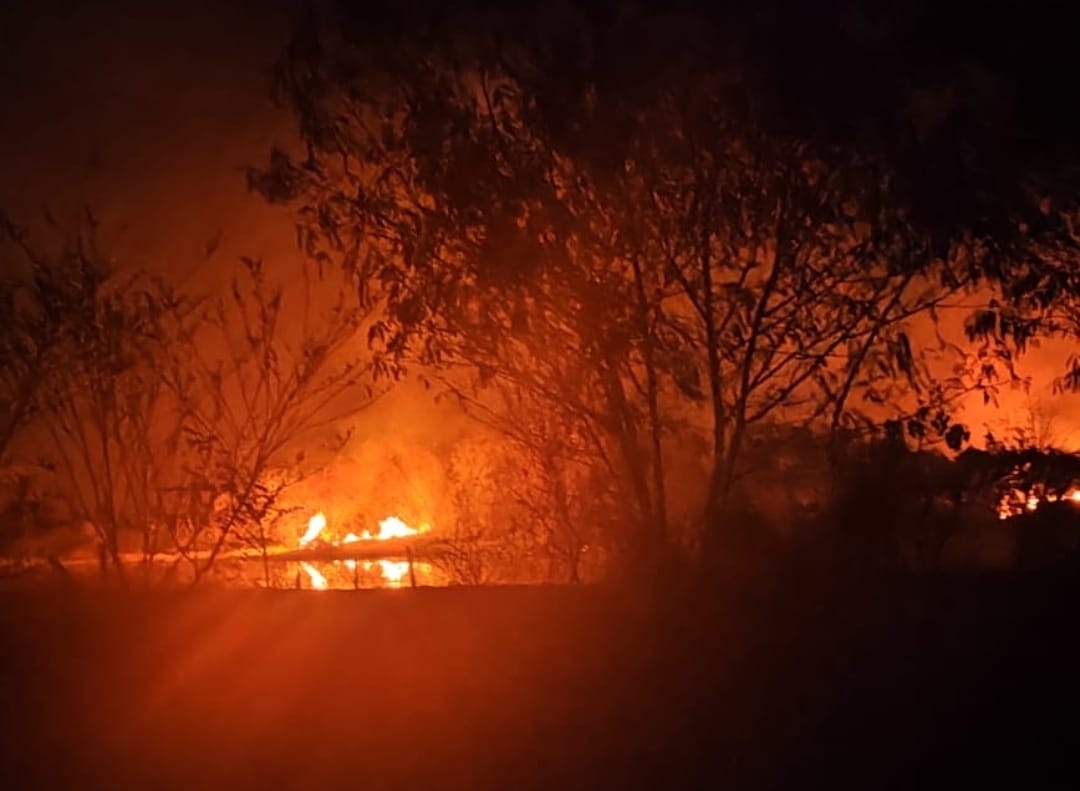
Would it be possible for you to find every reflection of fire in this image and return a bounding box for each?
[295,511,429,589]
[379,560,411,586]
[300,561,328,590]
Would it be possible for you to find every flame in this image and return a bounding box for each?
[296,513,427,590]
[299,512,327,546]
[997,487,1080,520]
[300,561,328,590]
[362,516,429,541]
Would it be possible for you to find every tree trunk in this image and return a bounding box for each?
[630,252,668,540]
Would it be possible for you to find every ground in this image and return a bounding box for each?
[0,572,1077,789]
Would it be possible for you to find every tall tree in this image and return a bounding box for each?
[255,1,1053,562]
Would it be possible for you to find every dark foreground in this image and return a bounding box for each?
[1,570,1078,789]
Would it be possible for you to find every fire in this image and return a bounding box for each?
[997,488,1080,520]
[295,512,429,589]
[362,516,430,541]
[299,512,327,546]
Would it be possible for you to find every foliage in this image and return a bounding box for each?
[1,218,193,575]
[255,2,998,561]
[962,208,1080,392]
[442,420,609,584]
[0,211,110,463]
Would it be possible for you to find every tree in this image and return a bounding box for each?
[255,2,1034,566]
[0,211,101,463]
[443,390,613,583]
[960,206,1080,394]
[5,221,195,577]
[1,211,383,584]
[255,3,678,557]
[159,258,382,584]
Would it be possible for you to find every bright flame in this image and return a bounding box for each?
[296,513,428,590]
[300,561,328,590]
[299,512,327,546]
[362,516,428,541]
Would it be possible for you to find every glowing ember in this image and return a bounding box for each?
[301,561,328,590]
[299,512,327,546]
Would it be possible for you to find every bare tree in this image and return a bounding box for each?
[0,211,103,463]
[161,258,383,584]
[8,224,195,577]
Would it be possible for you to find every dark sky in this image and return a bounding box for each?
[0,0,297,286]
[3,0,1078,227]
